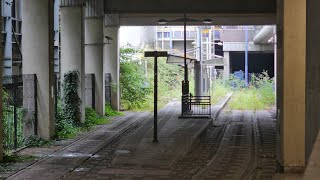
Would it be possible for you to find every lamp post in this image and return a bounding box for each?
[158,14,212,113]
[145,51,168,143]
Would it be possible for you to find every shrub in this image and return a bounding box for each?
[84,107,109,129]
[62,70,81,124]
[211,78,231,104]
[120,46,152,110]
[24,135,53,147]
[55,100,80,139]
[228,71,275,110]
[105,104,123,117]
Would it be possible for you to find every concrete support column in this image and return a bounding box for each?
[104,14,120,110]
[194,61,202,96]
[280,0,306,172]
[305,0,320,164]
[0,2,3,161]
[85,0,104,115]
[60,3,85,122]
[22,0,55,139]
[223,51,230,79]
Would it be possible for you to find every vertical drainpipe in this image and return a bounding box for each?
[245,26,249,86]
[169,27,173,49]
[155,27,158,50]
[198,27,202,96]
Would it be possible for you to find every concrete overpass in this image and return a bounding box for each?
[0,0,319,174]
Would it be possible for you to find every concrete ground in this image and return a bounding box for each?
[6,99,225,180]
[6,97,286,180]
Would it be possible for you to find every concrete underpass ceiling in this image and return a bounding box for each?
[105,0,276,26]
[117,13,276,26]
[105,0,276,14]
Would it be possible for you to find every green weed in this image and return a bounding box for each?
[24,135,53,148]
[105,104,124,117]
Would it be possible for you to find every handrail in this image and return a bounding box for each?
[181,94,212,118]
[12,28,23,60]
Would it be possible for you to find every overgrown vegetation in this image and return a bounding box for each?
[0,154,37,173]
[229,72,275,110]
[120,48,152,109]
[119,45,186,111]
[105,104,123,116]
[84,107,109,128]
[55,71,82,139]
[211,78,231,104]
[211,71,275,110]
[54,71,112,139]
[2,90,24,152]
[62,70,81,123]
[24,135,53,147]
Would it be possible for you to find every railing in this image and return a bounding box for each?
[181,94,212,118]
[2,75,37,151]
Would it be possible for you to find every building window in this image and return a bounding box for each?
[174,31,182,38]
[214,31,221,39]
[190,31,196,38]
[163,32,170,38]
[157,32,162,38]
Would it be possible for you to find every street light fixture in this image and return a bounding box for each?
[191,41,223,46]
[157,14,212,100]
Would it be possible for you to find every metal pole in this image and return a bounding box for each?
[184,13,188,93]
[273,26,277,105]
[145,51,167,142]
[245,27,249,86]
[153,53,158,143]
[13,77,17,149]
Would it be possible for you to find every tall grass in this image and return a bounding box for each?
[212,71,275,110]
[211,78,231,104]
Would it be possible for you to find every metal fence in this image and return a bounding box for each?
[181,94,212,118]
[2,75,37,151]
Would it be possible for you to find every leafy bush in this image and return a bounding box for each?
[2,90,24,151]
[84,107,109,128]
[55,70,83,139]
[119,45,188,111]
[120,46,152,110]
[62,70,81,123]
[211,78,231,104]
[55,98,81,139]
[105,104,123,117]
[24,135,53,147]
[228,71,275,110]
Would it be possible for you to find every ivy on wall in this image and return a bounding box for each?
[62,70,81,123]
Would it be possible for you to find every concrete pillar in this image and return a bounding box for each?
[223,51,230,79]
[22,0,55,139]
[279,0,306,172]
[305,0,320,164]
[194,61,202,96]
[104,14,120,110]
[85,0,104,115]
[0,2,3,161]
[60,3,85,122]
